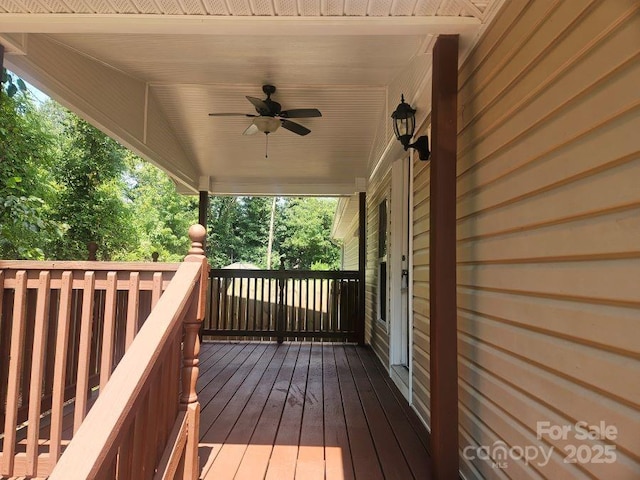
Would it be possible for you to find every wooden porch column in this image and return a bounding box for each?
[357,191,366,346]
[198,191,209,231]
[429,34,459,480]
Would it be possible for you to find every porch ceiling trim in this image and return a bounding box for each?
[0,14,480,36]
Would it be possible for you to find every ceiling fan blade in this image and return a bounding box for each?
[242,123,259,136]
[279,108,322,119]
[209,113,257,117]
[281,120,311,136]
[246,96,271,115]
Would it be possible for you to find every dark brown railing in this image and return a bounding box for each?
[204,268,360,342]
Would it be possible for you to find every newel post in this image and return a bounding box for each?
[181,224,209,480]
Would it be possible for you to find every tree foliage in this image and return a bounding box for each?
[278,198,340,270]
[47,109,135,260]
[121,156,197,262]
[0,76,61,258]
[205,196,340,270]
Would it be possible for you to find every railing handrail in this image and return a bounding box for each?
[48,260,203,479]
[0,260,181,272]
[210,268,359,280]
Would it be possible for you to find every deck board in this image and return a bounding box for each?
[2,342,431,479]
[199,342,431,480]
[233,344,301,480]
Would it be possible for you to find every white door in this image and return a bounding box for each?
[390,157,411,370]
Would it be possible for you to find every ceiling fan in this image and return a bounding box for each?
[208,84,322,137]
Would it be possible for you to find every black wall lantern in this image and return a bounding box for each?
[391,94,430,161]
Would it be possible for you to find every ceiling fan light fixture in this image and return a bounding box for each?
[254,116,281,134]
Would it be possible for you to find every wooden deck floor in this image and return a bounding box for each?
[197,342,431,480]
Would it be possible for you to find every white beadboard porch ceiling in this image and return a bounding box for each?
[0,0,501,195]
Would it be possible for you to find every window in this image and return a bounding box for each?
[378,199,388,323]
[378,199,387,257]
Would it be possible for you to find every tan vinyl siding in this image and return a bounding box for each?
[412,157,431,425]
[342,222,360,271]
[433,0,640,478]
[366,171,391,368]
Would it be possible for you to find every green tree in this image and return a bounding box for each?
[278,197,340,270]
[48,110,135,260]
[207,196,240,267]
[121,155,197,261]
[205,195,340,270]
[206,196,274,268]
[0,76,62,259]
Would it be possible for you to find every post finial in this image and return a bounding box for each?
[188,224,206,256]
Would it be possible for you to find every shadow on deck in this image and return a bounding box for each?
[197,342,431,480]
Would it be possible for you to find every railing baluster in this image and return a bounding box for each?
[299,276,303,337]
[67,290,82,390]
[0,271,8,422]
[1,271,27,476]
[90,290,106,384]
[213,276,219,331]
[21,288,37,426]
[245,277,251,334]
[156,350,170,461]
[130,393,149,477]
[125,272,140,349]
[237,278,245,330]
[260,277,265,334]
[252,277,257,334]
[116,422,134,479]
[50,272,73,467]
[319,278,324,336]
[100,272,118,390]
[222,277,228,330]
[305,277,310,335]
[26,271,52,476]
[74,271,96,433]
[152,272,164,308]
[267,278,275,331]
[144,376,161,474]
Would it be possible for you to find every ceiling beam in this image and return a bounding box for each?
[0,14,480,36]
[202,181,360,196]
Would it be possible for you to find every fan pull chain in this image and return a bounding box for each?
[265,133,269,158]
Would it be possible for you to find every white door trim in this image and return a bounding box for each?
[389,155,412,401]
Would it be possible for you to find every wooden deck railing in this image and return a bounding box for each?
[47,225,209,480]
[0,225,209,479]
[204,266,360,342]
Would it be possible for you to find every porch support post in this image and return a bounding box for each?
[429,34,459,480]
[197,191,208,342]
[357,191,366,346]
[198,191,208,231]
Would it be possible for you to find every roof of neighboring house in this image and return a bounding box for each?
[331,195,360,240]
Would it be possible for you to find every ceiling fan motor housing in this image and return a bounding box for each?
[209,83,320,137]
[258,85,281,116]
